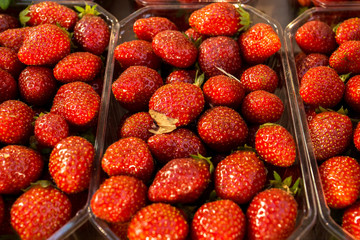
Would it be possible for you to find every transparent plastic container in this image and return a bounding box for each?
[285,6,360,240]
[312,0,360,7]
[0,1,120,239]
[89,3,317,240]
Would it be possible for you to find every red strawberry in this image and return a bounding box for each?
[165,69,196,84]
[330,40,360,74]
[240,90,284,125]
[18,23,71,66]
[49,136,94,194]
[197,106,248,153]
[127,203,189,240]
[0,27,31,52]
[191,199,246,240]
[319,156,360,209]
[255,124,296,167]
[53,52,103,83]
[295,20,337,54]
[309,111,353,161]
[198,36,242,77]
[0,14,19,32]
[238,23,281,64]
[345,75,360,112]
[112,65,163,112]
[90,175,147,223]
[133,16,178,42]
[0,145,43,194]
[189,2,250,36]
[214,150,267,204]
[101,137,154,182]
[18,66,57,106]
[296,53,329,82]
[0,68,17,103]
[0,100,35,145]
[184,27,206,42]
[10,181,72,240]
[240,64,279,93]
[117,111,155,141]
[0,46,24,77]
[354,122,360,152]
[342,201,360,238]
[335,17,360,44]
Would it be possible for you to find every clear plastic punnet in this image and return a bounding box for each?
[88,3,317,240]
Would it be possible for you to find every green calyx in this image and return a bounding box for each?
[191,153,214,175]
[19,6,31,27]
[236,5,251,32]
[0,0,13,11]
[22,180,54,192]
[269,171,301,197]
[194,70,205,88]
[74,4,100,18]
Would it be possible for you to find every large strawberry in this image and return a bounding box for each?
[345,75,360,112]
[133,16,178,42]
[0,68,17,103]
[342,201,360,238]
[0,46,24,77]
[329,40,360,74]
[335,17,360,44]
[240,64,279,93]
[117,111,155,141]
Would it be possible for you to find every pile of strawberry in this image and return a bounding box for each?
[0,1,112,239]
[294,13,360,238]
[89,3,304,240]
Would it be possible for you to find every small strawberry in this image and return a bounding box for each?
[296,53,329,83]
[329,40,360,74]
[197,106,248,153]
[184,27,206,42]
[0,68,17,103]
[335,17,360,44]
[49,136,94,194]
[127,203,189,240]
[0,14,19,32]
[342,201,360,238]
[319,156,360,209]
[238,23,281,64]
[354,122,360,152]
[117,111,155,141]
[0,145,43,194]
[214,150,267,204]
[345,75,360,112]
[165,69,196,84]
[0,27,31,52]
[101,137,154,182]
[240,64,279,93]
[10,181,72,240]
[191,199,246,240]
[133,16,178,42]
[90,175,147,223]
[0,46,24,77]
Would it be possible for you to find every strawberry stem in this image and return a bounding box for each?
[75,4,100,18]
[236,6,251,32]
[269,171,302,197]
[19,6,30,27]
[190,153,214,175]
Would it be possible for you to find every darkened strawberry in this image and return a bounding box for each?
[215,150,267,204]
[296,53,329,83]
[49,136,94,194]
[101,137,154,182]
[133,16,178,42]
[18,66,57,106]
[0,14,19,32]
[0,27,31,52]
[117,111,155,141]
[319,156,360,209]
[0,100,35,145]
[354,122,360,152]
[18,23,71,66]
[91,175,147,223]
[0,46,24,77]
[295,20,337,54]
[109,221,130,240]
[345,75,360,112]
[165,69,196,84]
[335,17,360,44]
[342,201,360,238]
[0,145,43,194]
[191,199,246,240]
[189,2,250,36]
[309,111,353,161]
[10,181,72,240]
[238,23,281,64]
[0,68,17,103]
[19,1,78,30]
[184,27,206,42]
[197,106,248,153]
[330,40,360,74]
[198,36,242,77]
[240,64,279,93]
[53,52,103,83]
[112,65,163,112]
[152,30,198,68]
[255,123,296,167]
[73,5,110,55]
[240,90,284,125]
[147,128,206,165]
[127,203,189,240]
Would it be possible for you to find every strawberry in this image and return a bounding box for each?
[114,39,161,70]
[49,136,94,194]
[0,27,30,52]
[0,68,17,103]
[319,156,360,209]
[109,221,130,240]
[240,90,284,125]
[295,20,337,54]
[165,69,196,84]
[53,52,103,83]
[19,1,78,30]
[345,75,360,112]
[238,23,281,64]
[296,53,329,83]
[0,46,24,77]
[342,201,360,238]
[0,100,35,145]
[147,128,207,165]
[127,203,189,240]
[335,17,360,44]
[214,150,267,204]
[191,199,246,240]
[101,137,154,182]
[240,64,279,93]
[198,36,242,77]
[255,123,296,167]
[90,175,147,223]
[202,74,245,109]
[197,106,248,153]
[50,81,100,128]
[133,16,178,42]
[0,14,19,32]
[10,181,72,240]
[73,5,110,55]
[184,27,206,42]
[18,23,71,66]
[354,122,360,152]
[18,66,57,106]
[117,111,155,141]
[112,65,163,112]
[329,40,360,74]
[0,145,43,194]
[309,111,353,161]
[152,30,198,68]
[188,2,250,36]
